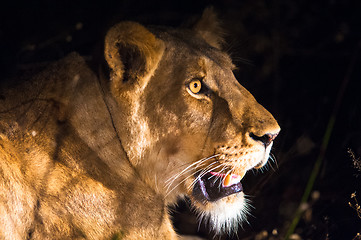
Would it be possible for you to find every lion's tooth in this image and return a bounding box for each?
[223,174,232,187]
[223,172,247,187]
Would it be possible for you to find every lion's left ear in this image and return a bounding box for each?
[193,7,224,49]
[104,22,165,95]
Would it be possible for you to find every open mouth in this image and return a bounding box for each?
[192,171,243,203]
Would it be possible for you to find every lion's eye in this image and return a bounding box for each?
[189,79,202,94]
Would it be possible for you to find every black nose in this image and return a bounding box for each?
[250,132,278,147]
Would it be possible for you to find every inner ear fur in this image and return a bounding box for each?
[193,7,224,49]
[104,22,165,94]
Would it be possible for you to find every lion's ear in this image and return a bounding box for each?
[104,22,165,94]
[193,7,224,49]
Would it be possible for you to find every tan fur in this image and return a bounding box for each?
[0,10,280,240]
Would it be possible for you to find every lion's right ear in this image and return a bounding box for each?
[193,7,224,49]
[104,22,165,95]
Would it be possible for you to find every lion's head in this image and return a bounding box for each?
[103,9,280,235]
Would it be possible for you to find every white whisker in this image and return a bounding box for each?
[164,154,219,193]
[217,168,233,188]
[167,154,219,182]
[212,164,229,186]
[164,154,220,197]
[269,152,278,169]
[165,157,207,184]
[165,173,195,198]
[189,163,226,191]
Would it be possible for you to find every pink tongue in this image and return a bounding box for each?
[210,172,241,187]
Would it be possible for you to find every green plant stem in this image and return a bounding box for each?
[284,117,334,239]
[284,41,360,239]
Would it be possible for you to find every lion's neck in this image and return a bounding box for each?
[67,64,135,179]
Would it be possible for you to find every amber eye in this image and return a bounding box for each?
[189,79,202,94]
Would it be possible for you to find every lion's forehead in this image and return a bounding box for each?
[155,28,235,71]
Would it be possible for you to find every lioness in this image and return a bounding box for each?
[0,9,280,240]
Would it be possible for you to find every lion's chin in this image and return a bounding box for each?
[189,171,251,235]
[191,192,250,235]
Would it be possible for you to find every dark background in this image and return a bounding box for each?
[1,0,361,239]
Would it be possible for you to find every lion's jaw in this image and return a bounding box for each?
[177,132,275,234]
